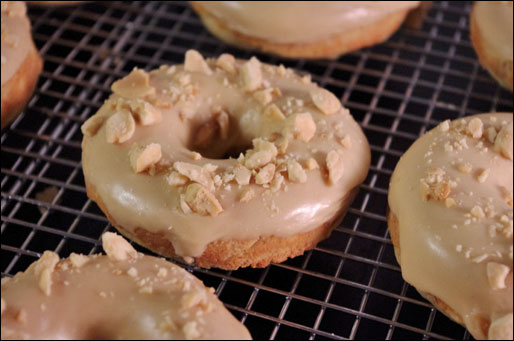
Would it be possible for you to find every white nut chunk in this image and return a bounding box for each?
[486,262,510,290]
[81,114,107,137]
[244,138,278,169]
[240,57,262,92]
[310,88,341,115]
[129,143,162,173]
[102,232,138,261]
[256,164,276,184]
[326,150,344,184]
[233,164,252,185]
[216,53,236,74]
[105,110,136,144]
[284,113,316,142]
[111,68,155,99]
[184,49,212,75]
[494,121,513,160]
[173,162,215,191]
[33,251,59,296]
[263,104,286,121]
[184,183,223,216]
[129,99,162,125]
[488,313,513,340]
[165,171,189,186]
[287,159,307,183]
[466,118,483,139]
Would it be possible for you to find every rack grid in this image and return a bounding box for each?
[1,1,513,340]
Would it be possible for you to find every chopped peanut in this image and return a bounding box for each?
[69,253,89,268]
[239,57,262,92]
[494,122,513,160]
[173,162,214,191]
[216,53,236,74]
[306,158,319,170]
[102,232,138,261]
[215,110,230,140]
[486,262,510,289]
[326,150,344,184]
[81,114,108,137]
[263,103,286,121]
[128,143,162,173]
[256,164,276,184]
[166,171,189,187]
[111,68,155,99]
[239,188,255,202]
[105,110,136,144]
[466,118,483,138]
[476,168,490,183]
[287,159,307,183]
[184,49,212,75]
[33,251,59,296]
[438,120,450,132]
[254,88,273,106]
[129,99,162,125]
[184,183,223,216]
[233,164,252,185]
[310,88,341,115]
[284,113,316,142]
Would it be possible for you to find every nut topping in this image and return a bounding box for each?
[105,110,136,144]
[494,122,513,160]
[240,57,262,92]
[184,183,223,216]
[129,143,162,173]
[326,150,344,184]
[310,88,341,115]
[216,53,236,74]
[184,49,212,75]
[111,68,155,99]
[102,232,138,261]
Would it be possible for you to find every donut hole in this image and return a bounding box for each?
[189,114,252,160]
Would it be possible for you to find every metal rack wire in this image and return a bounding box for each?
[1,1,512,339]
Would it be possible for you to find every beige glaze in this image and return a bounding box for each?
[474,1,513,61]
[389,114,513,340]
[1,1,32,85]
[81,51,370,261]
[191,1,420,44]
[1,233,251,340]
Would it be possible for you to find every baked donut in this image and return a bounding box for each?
[81,50,370,270]
[190,1,421,59]
[388,114,513,340]
[1,232,252,340]
[1,1,43,129]
[470,1,513,91]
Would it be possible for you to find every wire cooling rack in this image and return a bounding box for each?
[1,1,513,339]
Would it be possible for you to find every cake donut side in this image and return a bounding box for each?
[190,1,421,59]
[388,114,513,340]
[81,50,371,270]
[1,1,43,128]
[1,232,252,340]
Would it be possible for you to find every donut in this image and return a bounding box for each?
[470,1,513,91]
[189,1,421,59]
[1,1,43,129]
[1,232,252,340]
[388,114,513,340]
[81,50,371,270]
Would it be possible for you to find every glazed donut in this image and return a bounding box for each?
[470,1,513,91]
[1,1,43,129]
[190,1,421,59]
[1,232,252,340]
[388,114,513,340]
[81,50,370,270]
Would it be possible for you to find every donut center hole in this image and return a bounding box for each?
[188,113,251,159]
